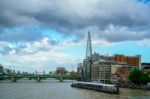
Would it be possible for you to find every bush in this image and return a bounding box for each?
[106,80,112,84]
[129,69,150,86]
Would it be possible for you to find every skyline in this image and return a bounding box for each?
[0,0,150,72]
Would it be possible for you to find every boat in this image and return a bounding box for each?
[71,82,119,94]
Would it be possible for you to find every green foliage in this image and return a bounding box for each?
[106,80,112,84]
[140,73,150,85]
[129,69,150,86]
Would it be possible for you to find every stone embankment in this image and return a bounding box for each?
[116,81,150,90]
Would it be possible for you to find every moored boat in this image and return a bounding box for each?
[71,82,119,94]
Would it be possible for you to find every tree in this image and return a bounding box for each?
[140,72,150,85]
[106,80,112,84]
[129,68,150,86]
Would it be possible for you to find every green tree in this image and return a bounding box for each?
[140,72,150,85]
[106,80,112,84]
[129,69,150,86]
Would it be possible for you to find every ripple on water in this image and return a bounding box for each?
[0,80,150,99]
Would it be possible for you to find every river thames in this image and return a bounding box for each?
[0,79,150,99]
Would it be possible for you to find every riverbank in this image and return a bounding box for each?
[117,81,150,90]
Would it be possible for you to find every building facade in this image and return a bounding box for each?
[91,61,115,83]
[142,63,150,75]
[83,31,93,81]
[91,61,129,83]
[0,65,3,75]
[55,67,67,75]
[112,54,141,70]
[83,57,92,81]
[111,62,129,82]
[77,63,83,78]
[82,31,141,82]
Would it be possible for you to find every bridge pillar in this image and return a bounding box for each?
[37,76,41,82]
[59,76,63,82]
[29,77,32,80]
[43,78,46,80]
[11,77,17,82]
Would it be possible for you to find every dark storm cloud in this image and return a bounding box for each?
[0,0,150,42]
[91,24,150,42]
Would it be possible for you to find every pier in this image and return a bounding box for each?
[71,82,119,94]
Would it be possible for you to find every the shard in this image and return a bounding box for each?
[86,31,92,58]
[83,31,93,81]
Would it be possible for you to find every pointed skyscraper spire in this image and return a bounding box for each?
[86,31,92,58]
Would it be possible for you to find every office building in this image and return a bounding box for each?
[91,61,129,83]
[77,63,83,77]
[142,63,150,75]
[82,31,141,82]
[0,64,3,75]
[113,54,141,70]
[56,67,67,75]
[111,62,129,81]
[83,31,93,81]
[91,60,115,83]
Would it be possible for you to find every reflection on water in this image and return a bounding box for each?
[0,79,150,99]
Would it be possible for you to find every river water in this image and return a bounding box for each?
[0,79,150,99]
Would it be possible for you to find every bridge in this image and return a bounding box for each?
[0,74,81,82]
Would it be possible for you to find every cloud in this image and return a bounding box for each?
[0,37,59,55]
[0,0,150,71]
[0,42,12,55]
[86,24,150,42]
[0,0,150,42]
[0,25,45,42]
[0,38,82,72]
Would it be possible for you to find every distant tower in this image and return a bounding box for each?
[83,31,93,81]
[86,31,92,58]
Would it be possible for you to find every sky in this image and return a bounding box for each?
[0,0,150,73]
